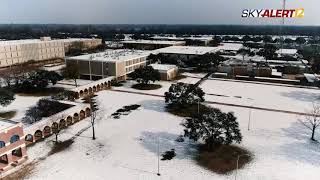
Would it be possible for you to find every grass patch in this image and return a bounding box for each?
[166,104,211,117]
[17,87,65,97]
[131,83,162,90]
[2,161,37,180]
[111,81,125,87]
[196,145,253,174]
[0,111,17,119]
[48,139,74,156]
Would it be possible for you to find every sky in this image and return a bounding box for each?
[0,0,318,26]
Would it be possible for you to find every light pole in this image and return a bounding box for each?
[235,154,251,180]
[247,99,254,131]
[157,137,161,176]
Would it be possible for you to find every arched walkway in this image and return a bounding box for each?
[93,86,97,92]
[52,122,59,133]
[80,110,85,120]
[25,134,34,143]
[67,116,73,126]
[59,119,67,129]
[43,126,51,137]
[84,89,88,95]
[85,108,91,117]
[80,90,84,98]
[73,113,79,122]
[34,130,43,142]
[89,87,93,94]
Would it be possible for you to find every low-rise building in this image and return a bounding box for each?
[0,121,27,173]
[155,46,220,61]
[66,49,151,81]
[219,59,272,77]
[62,38,102,53]
[122,40,185,50]
[150,64,178,81]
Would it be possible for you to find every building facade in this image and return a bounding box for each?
[150,64,178,81]
[0,38,65,68]
[0,122,28,173]
[122,40,185,50]
[66,49,150,81]
[0,37,102,68]
[62,38,102,53]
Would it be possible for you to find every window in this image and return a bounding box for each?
[10,135,20,144]
[0,141,5,148]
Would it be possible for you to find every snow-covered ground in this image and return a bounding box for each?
[1,95,45,122]
[23,88,320,180]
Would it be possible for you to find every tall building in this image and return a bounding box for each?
[0,37,102,68]
[0,37,65,68]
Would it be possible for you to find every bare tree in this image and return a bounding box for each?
[88,95,98,140]
[62,62,80,87]
[299,103,320,141]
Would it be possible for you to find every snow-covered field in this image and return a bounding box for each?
[1,95,45,122]
[23,88,320,180]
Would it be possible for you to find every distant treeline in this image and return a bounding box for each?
[0,24,320,40]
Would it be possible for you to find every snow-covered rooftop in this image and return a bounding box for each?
[155,46,219,55]
[67,49,151,62]
[0,38,98,46]
[150,64,177,72]
[219,43,243,51]
[276,49,298,55]
[121,40,185,45]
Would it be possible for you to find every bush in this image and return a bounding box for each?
[23,99,73,124]
[0,88,15,107]
[165,82,205,108]
[182,106,242,149]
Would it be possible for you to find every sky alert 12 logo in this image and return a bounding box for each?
[242,8,304,18]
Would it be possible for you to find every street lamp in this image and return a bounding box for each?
[235,154,251,180]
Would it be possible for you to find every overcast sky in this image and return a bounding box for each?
[0,0,318,25]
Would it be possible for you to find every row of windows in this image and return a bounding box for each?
[125,64,145,73]
[0,135,20,148]
[125,58,146,66]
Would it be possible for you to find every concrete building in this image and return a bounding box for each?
[0,37,65,68]
[66,49,150,81]
[0,121,28,173]
[121,40,185,50]
[219,59,272,77]
[150,64,178,81]
[152,36,213,46]
[0,37,102,68]
[155,46,220,61]
[62,38,102,53]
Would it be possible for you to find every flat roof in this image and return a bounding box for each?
[276,49,298,55]
[155,46,219,55]
[152,36,213,42]
[67,49,151,62]
[121,40,184,45]
[219,43,243,51]
[0,38,99,46]
[0,119,18,131]
[150,64,177,71]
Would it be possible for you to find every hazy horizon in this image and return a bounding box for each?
[0,0,318,26]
